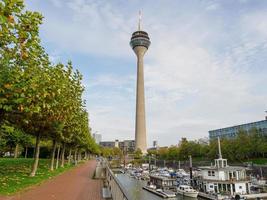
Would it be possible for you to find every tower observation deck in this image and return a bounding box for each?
[130,12,150,154]
[130,31,151,50]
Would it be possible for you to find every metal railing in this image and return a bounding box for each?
[105,162,130,200]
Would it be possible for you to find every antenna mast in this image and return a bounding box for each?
[218,137,222,159]
[138,10,142,31]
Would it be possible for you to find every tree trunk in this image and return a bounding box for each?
[56,144,61,169]
[84,151,87,160]
[32,146,35,158]
[74,148,77,165]
[50,140,57,171]
[25,146,28,158]
[30,133,41,177]
[14,143,19,158]
[68,148,72,165]
[60,143,66,168]
[78,150,81,162]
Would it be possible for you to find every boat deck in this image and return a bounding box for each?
[142,186,176,198]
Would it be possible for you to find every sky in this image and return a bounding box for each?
[25,0,267,147]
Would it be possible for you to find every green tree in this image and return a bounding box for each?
[133,148,142,159]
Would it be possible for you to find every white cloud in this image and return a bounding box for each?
[242,10,267,40]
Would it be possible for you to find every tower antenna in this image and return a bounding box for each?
[138,10,142,31]
[218,137,222,159]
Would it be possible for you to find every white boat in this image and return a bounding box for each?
[156,189,176,198]
[160,190,176,198]
[176,185,198,198]
[143,187,176,198]
[147,183,157,190]
[176,169,190,178]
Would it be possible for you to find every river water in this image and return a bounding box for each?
[116,173,202,200]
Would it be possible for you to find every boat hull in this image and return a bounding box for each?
[177,190,198,198]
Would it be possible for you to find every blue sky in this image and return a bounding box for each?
[25,0,267,146]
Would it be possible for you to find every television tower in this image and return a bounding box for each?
[130,11,151,154]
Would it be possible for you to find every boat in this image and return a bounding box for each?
[147,182,157,190]
[143,186,176,198]
[158,190,176,198]
[195,138,252,198]
[143,176,177,198]
[176,169,190,178]
[176,185,199,198]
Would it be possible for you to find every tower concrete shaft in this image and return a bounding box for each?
[134,46,147,153]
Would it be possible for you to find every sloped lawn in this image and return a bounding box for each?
[0,158,74,195]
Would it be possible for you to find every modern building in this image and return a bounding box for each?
[119,140,135,153]
[130,12,151,154]
[195,138,251,197]
[209,117,267,140]
[100,139,135,153]
[99,141,115,148]
[197,137,209,145]
[115,139,119,148]
[153,140,158,148]
[92,133,102,144]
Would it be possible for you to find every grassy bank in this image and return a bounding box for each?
[0,158,75,195]
[246,158,267,165]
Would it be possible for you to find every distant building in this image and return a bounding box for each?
[100,139,135,153]
[92,133,102,144]
[209,117,267,140]
[115,139,119,148]
[119,140,135,153]
[99,141,115,148]
[197,137,209,145]
[153,140,158,148]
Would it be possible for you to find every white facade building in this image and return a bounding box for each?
[93,133,102,144]
[196,138,251,196]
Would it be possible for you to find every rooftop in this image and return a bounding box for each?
[209,119,267,133]
[150,175,176,181]
[199,166,246,171]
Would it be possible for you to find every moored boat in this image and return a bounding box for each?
[176,185,198,198]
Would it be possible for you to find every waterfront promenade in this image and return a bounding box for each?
[0,160,103,200]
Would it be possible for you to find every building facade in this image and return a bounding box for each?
[92,133,102,144]
[119,140,135,153]
[153,140,158,148]
[100,140,135,153]
[99,141,115,148]
[209,119,267,140]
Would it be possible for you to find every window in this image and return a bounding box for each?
[212,171,215,176]
[208,170,215,176]
[239,186,242,189]
[210,185,214,188]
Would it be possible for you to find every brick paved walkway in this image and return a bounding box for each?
[0,160,103,200]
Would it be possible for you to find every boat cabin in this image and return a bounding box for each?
[149,175,176,190]
[178,185,194,191]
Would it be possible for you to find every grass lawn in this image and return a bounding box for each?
[247,158,267,165]
[0,158,75,195]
